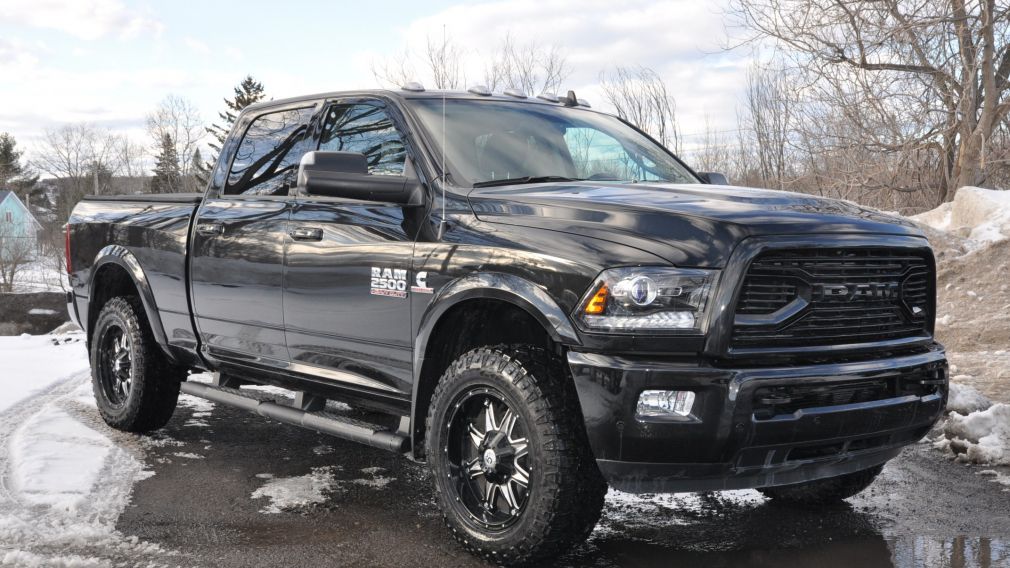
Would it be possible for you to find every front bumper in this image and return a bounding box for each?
[568,345,947,493]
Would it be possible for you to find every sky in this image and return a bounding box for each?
[0,0,752,165]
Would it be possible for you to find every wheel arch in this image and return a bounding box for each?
[88,245,174,362]
[409,272,582,459]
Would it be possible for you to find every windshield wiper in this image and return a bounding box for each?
[472,176,584,188]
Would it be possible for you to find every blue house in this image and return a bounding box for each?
[0,190,42,261]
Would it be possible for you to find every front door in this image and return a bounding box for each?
[190,104,317,365]
[283,100,417,396]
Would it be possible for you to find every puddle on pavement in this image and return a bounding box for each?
[557,490,1010,567]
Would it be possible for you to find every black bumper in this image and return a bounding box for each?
[568,345,947,493]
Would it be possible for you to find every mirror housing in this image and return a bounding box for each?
[297,151,424,206]
[698,171,730,185]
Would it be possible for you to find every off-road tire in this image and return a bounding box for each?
[759,464,885,506]
[90,296,184,432]
[426,345,607,566]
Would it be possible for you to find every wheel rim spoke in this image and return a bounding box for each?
[483,480,499,511]
[484,402,498,434]
[468,423,484,449]
[500,480,519,511]
[512,464,529,487]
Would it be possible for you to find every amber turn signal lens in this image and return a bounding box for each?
[585,284,609,314]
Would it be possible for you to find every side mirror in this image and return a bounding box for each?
[698,171,730,185]
[297,151,423,206]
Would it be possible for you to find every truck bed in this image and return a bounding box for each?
[68,196,200,363]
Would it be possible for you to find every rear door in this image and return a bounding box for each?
[190,103,318,366]
[283,99,417,396]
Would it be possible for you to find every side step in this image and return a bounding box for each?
[180,381,409,453]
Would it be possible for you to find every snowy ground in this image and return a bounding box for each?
[908,187,1010,482]
[0,334,172,566]
[11,259,67,294]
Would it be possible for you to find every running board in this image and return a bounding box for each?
[180,381,409,453]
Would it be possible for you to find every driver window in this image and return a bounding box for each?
[318,104,406,176]
[225,106,316,196]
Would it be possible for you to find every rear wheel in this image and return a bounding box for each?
[426,346,606,565]
[759,464,885,506]
[90,296,184,432]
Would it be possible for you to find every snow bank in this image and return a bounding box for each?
[913,186,1010,243]
[940,403,1010,466]
[947,382,993,415]
[0,333,88,414]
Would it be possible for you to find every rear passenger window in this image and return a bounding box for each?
[226,107,316,196]
[318,104,406,175]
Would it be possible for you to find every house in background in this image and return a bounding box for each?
[0,190,43,261]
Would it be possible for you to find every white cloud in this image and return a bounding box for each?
[0,0,163,41]
[183,37,211,55]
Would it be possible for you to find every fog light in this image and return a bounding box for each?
[636,390,696,418]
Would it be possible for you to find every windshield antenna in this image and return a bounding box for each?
[437,23,448,240]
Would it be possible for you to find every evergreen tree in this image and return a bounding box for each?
[204,75,266,176]
[151,133,182,194]
[191,148,207,190]
[0,132,38,201]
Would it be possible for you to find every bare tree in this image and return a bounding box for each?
[743,63,794,189]
[34,124,124,198]
[146,95,204,192]
[425,34,465,89]
[730,0,1010,203]
[371,47,418,89]
[599,66,681,152]
[0,222,34,293]
[372,32,569,96]
[372,35,465,90]
[483,33,570,95]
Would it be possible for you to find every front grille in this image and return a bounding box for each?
[751,363,945,419]
[732,248,933,349]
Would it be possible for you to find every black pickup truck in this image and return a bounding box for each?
[67,87,947,565]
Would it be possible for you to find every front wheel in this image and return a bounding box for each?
[759,464,885,506]
[90,296,184,432]
[426,346,606,565]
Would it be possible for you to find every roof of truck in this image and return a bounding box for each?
[244,88,596,113]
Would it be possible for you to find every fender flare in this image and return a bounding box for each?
[409,272,582,455]
[89,245,173,360]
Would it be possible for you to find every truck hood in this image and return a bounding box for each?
[467,182,925,267]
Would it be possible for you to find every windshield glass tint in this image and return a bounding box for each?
[408,99,699,187]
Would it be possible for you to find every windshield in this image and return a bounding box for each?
[407,99,699,188]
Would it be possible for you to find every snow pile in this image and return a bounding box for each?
[251,466,339,513]
[913,186,1010,244]
[946,382,994,415]
[941,403,1010,466]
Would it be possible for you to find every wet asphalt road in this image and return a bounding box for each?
[118,394,1010,568]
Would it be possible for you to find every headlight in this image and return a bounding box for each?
[575,267,718,333]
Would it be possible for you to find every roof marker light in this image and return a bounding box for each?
[401,82,425,92]
[503,88,527,99]
[537,93,560,102]
[468,85,492,96]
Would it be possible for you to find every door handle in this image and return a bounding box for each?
[289,227,323,241]
[196,223,224,237]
